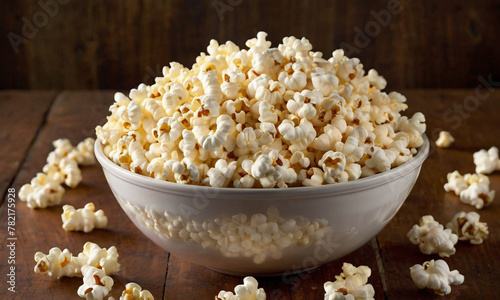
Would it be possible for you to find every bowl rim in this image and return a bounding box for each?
[94,134,429,197]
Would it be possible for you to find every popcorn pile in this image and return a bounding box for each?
[19,138,96,208]
[96,32,426,188]
[34,242,153,300]
[130,204,329,264]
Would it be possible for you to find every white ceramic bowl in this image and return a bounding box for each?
[95,135,429,276]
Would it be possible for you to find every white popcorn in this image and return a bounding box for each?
[216,276,266,300]
[199,114,234,151]
[445,171,495,209]
[460,180,495,209]
[323,263,375,300]
[277,119,316,151]
[19,173,65,209]
[443,170,468,196]
[473,146,500,174]
[79,242,120,276]
[77,265,114,300]
[311,67,339,96]
[207,159,237,187]
[68,137,97,166]
[286,90,320,120]
[407,215,458,257]
[153,117,183,144]
[96,32,426,188]
[446,211,488,245]
[396,112,426,148]
[248,154,279,188]
[49,138,75,163]
[200,70,224,104]
[119,282,154,300]
[410,259,464,296]
[59,157,83,188]
[362,145,391,175]
[435,131,455,148]
[34,247,85,279]
[62,203,108,233]
[319,151,348,183]
[278,62,307,91]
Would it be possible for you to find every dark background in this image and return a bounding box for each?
[1,0,499,91]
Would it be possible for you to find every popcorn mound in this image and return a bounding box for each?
[96,32,426,188]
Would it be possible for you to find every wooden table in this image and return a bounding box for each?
[1,89,499,299]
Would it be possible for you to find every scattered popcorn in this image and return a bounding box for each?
[77,265,114,300]
[34,242,120,280]
[435,131,455,148]
[34,247,85,279]
[460,180,495,209]
[323,263,375,300]
[128,204,329,264]
[443,171,495,209]
[410,259,464,296]
[216,276,266,300]
[446,211,489,245]
[473,146,500,174]
[19,173,65,209]
[62,203,108,233]
[443,170,468,196]
[79,242,121,276]
[118,282,154,300]
[69,137,98,166]
[96,32,426,188]
[20,137,96,208]
[407,215,458,257]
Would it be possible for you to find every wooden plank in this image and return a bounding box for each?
[2,1,499,90]
[377,89,500,299]
[0,91,168,299]
[164,239,384,299]
[0,90,56,200]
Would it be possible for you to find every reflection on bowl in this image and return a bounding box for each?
[95,135,429,276]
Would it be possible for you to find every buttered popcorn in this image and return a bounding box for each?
[96,32,426,188]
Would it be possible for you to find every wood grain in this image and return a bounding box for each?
[0,90,56,199]
[0,89,499,299]
[0,91,168,299]
[1,0,499,90]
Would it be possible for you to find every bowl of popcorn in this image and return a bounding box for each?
[95,32,429,275]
